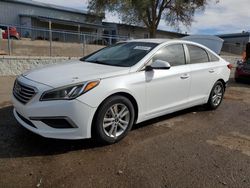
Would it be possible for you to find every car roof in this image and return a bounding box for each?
[127,38,201,45]
[126,38,217,52]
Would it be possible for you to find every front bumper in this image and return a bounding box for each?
[12,77,97,140]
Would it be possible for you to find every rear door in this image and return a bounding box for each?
[185,44,220,103]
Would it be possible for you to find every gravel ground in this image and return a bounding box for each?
[0,76,250,188]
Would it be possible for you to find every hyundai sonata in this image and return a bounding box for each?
[12,39,231,144]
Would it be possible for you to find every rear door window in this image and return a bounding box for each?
[187,45,209,64]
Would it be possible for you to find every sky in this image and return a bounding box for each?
[35,0,250,35]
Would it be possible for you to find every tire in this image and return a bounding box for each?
[10,36,18,40]
[206,81,225,110]
[235,78,240,83]
[92,95,135,144]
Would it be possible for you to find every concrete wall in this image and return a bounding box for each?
[0,56,79,76]
[0,54,241,76]
[0,39,105,57]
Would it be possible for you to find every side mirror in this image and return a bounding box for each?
[145,60,171,71]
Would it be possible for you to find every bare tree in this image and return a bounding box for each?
[88,0,210,38]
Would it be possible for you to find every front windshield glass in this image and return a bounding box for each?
[81,42,158,67]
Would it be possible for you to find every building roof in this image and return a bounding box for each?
[20,14,110,29]
[2,0,96,16]
[103,22,186,37]
[218,32,250,39]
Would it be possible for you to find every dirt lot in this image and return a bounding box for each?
[0,76,250,188]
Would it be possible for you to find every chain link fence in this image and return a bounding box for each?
[0,24,128,57]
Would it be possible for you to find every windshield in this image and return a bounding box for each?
[81,42,158,67]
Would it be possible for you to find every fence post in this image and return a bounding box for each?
[49,21,52,57]
[7,26,11,55]
[78,25,81,43]
[83,34,86,56]
[109,37,112,46]
[0,29,2,54]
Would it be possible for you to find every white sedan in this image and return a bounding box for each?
[12,39,231,144]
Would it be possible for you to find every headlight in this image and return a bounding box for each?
[40,80,100,101]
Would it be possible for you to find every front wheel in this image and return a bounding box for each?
[206,81,225,110]
[93,95,135,144]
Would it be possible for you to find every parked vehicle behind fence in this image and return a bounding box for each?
[0,25,20,40]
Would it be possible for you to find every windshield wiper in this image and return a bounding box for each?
[84,60,128,67]
[85,60,108,65]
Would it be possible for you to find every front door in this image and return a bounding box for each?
[145,44,191,118]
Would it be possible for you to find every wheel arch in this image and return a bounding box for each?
[91,92,139,137]
[206,78,226,110]
[217,78,226,89]
[206,78,227,104]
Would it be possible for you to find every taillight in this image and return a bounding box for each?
[227,64,233,70]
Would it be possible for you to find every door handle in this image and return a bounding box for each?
[180,74,189,79]
[209,69,215,73]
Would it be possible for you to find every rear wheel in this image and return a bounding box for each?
[207,81,225,110]
[93,95,135,144]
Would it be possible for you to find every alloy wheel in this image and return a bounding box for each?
[212,84,223,106]
[102,103,130,139]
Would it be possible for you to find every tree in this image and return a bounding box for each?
[88,0,209,38]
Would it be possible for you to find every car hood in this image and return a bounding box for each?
[23,60,131,88]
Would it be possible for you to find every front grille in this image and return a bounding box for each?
[13,80,37,104]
